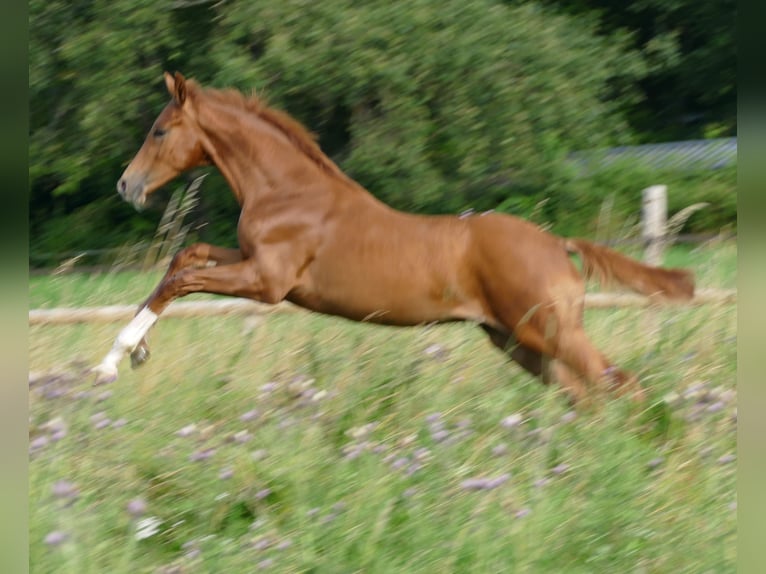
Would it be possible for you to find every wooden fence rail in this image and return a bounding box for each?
[28,288,736,325]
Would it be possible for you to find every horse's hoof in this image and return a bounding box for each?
[130,345,151,369]
[91,364,118,385]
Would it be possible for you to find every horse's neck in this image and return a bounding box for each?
[199,106,350,208]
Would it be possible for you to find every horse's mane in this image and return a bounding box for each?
[192,82,350,183]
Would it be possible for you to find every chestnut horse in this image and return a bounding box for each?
[94,72,694,402]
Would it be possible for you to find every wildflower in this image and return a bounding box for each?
[30,435,49,451]
[461,473,510,491]
[431,429,450,443]
[127,498,147,518]
[718,453,735,465]
[252,536,272,551]
[491,443,508,457]
[500,414,523,429]
[240,409,260,422]
[52,480,78,501]
[176,424,197,438]
[44,531,68,547]
[255,488,271,501]
[134,516,162,540]
[189,448,216,462]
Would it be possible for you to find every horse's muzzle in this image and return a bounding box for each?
[117,177,147,210]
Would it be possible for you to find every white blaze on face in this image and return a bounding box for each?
[94,308,158,381]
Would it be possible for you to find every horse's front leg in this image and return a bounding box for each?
[92,244,245,384]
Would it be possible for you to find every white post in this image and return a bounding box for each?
[642,185,667,266]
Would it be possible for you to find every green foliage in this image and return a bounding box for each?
[533,0,736,140]
[543,163,737,239]
[28,0,735,265]
[211,0,642,214]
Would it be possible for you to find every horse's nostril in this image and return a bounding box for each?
[117,179,127,195]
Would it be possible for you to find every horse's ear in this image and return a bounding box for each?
[164,71,187,106]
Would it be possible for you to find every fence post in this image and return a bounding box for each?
[642,185,667,266]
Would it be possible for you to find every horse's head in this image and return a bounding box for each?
[117,72,208,209]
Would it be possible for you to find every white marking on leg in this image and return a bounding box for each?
[95,308,158,380]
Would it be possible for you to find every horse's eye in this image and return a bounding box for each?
[153,127,167,138]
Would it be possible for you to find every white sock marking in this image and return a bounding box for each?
[96,308,158,377]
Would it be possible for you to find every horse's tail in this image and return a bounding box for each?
[564,238,695,300]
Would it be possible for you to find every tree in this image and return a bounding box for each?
[527,0,736,140]
[30,0,673,263]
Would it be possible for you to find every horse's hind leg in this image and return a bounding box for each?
[481,325,588,402]
[128,243,243,368]
[554,327,644,402]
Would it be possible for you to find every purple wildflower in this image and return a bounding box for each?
[491,443,508,457]
[90,411,107,423]
[189,448,216,462]
[96,390,113,402]
[413,447,431,461]
[30,435,49,451]
[706,401,725,413]
[176,424,197,438]
[551,463,570,475]
[718,453,736,465]
[52,480,78,500]
[44,531,68,546]
[219,467,234,480]
[94,418,112,430]
[500,414,523,429]
[460,473,510,491]
[233,430,252,444]
[431,429,450,443]
[127,498,147,518]
[252,536,272,551]
[240,409,260,422]
[257,558,274,570]
[255,488,272,501]
[50,428,67,441]
[425,413,442,424]
[647,457,664,470]
[514,508,531,519]
[182,540,201,559]
[276,539,293,551]
[391,457,409,470]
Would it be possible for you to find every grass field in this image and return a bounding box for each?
[28,241,737,573]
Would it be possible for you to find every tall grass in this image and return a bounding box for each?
[28,243,736,573]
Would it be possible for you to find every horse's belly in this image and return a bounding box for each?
[287,271,485,326]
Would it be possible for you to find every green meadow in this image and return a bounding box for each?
[29,241,736,573]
